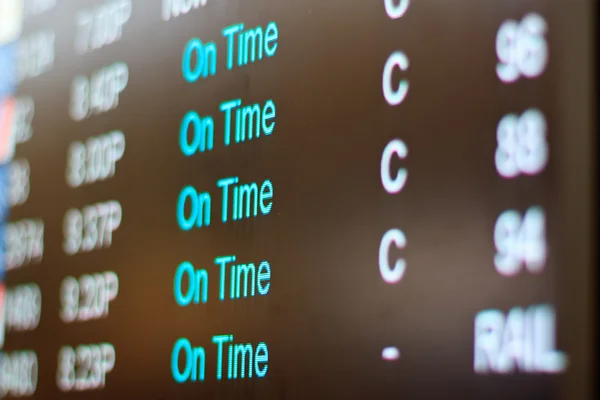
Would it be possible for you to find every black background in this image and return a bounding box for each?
[5,0,593,399]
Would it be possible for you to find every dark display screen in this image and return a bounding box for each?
[0,0,595,399]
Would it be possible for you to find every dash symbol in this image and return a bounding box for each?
[382,346,401,361]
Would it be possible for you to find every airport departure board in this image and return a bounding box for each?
[0,0,595,399]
